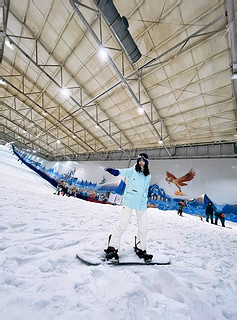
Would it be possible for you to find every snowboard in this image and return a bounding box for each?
[76,252,171,266]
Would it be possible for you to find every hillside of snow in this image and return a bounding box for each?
[0,145,236,320]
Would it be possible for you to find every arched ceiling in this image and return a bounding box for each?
[1,0,237,160]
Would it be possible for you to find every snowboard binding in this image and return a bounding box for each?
[104,246,119,261]
[134,236,153,263]
[104,235,119,261]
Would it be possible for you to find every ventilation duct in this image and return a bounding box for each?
[93,0,141,64]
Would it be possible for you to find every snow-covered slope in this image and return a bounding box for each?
[0,146,54,193]
[0,145,236,320]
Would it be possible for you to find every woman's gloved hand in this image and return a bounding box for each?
[104,167,120,176]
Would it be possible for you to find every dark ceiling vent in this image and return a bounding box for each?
[93,0,141,64]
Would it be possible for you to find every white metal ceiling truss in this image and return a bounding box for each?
[0,0,237,160]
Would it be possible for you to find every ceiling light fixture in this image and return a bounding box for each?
[5,39,14,50]
[98,47,108,61]
[138,107,144,114]
[0,78,6,85]
[231,73,237,80]
[56,140,61,144]
[159,139,164,145]
[42,110,46,116]
[60,87,70,98]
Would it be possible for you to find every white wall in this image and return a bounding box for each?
[150,158,237,204]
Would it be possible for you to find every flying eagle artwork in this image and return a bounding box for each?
[165,168,196,196]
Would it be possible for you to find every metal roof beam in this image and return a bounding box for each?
[227,0,237,103]
[1,80,94,154]
[4,33,130,158]
[70,0,171,156]
[0,0,10,62]
[3,36,107,155]
[1,100,78,158]
[0,117,56,158]
[73,143,236,160]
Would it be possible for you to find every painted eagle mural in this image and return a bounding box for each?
[165,168,196,196]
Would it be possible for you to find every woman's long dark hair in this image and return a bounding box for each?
[135,162,150,176]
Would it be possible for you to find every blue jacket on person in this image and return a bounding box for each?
[119,166,151,210]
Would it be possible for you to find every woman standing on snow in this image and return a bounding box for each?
[104,153,152,262]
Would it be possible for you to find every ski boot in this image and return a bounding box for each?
[134,236,153,263]
[104,246,119,261]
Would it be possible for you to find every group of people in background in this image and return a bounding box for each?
[205,201,225,227]
[177,200,225,227]
[54,181,88,198]
[54,182,74,197]
[53,180,110,203]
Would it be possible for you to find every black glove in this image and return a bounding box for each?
[104,167,120,176]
